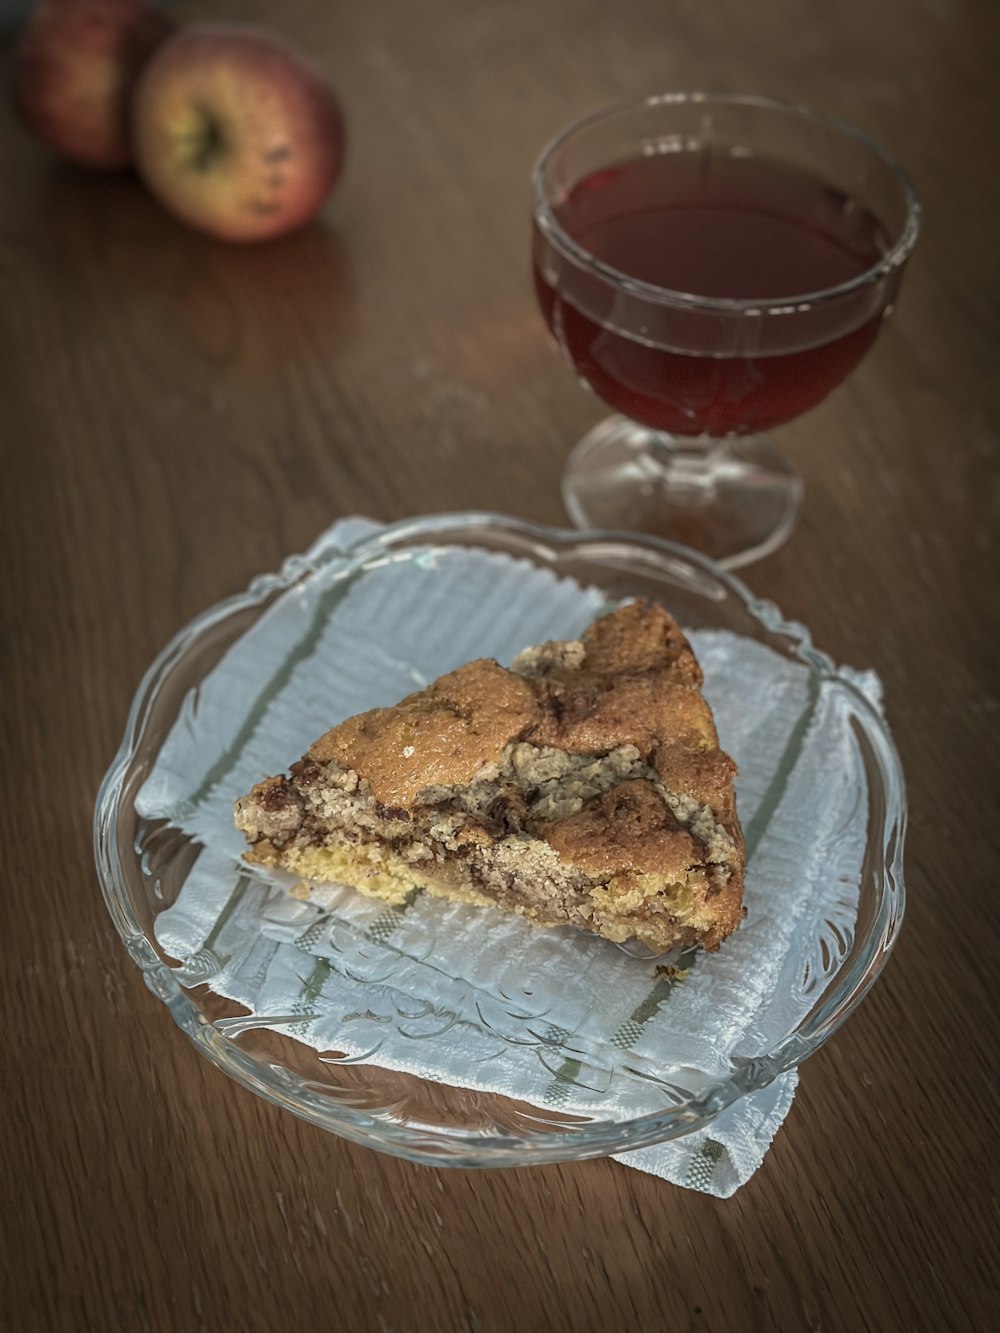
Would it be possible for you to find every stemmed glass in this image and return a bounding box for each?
[531,92,921,567]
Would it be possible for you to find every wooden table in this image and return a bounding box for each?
[3,1,997,1329]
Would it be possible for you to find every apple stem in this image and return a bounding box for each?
[187,107,225,172]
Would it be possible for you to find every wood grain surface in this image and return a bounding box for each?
[2,1,997,1330]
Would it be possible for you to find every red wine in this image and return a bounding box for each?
[534,151,892,435]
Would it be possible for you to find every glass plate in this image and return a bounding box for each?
[95,513,905,1166]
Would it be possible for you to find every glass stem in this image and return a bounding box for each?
[647,432,725,502]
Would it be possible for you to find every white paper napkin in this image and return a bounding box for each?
[137,518,880,1196]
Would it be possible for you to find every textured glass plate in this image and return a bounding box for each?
[95,514,905,1166]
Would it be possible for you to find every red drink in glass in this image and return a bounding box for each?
[531,93,920,565]
[533,151,891,436]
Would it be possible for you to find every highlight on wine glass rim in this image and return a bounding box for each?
[532,90,922,313]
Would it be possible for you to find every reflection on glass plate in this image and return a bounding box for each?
[95,514,905,1166]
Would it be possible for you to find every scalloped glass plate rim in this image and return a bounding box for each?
[94,512,906,1167]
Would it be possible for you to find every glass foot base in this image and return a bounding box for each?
[562,417,803,569]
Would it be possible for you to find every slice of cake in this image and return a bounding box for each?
[234,601,745,954]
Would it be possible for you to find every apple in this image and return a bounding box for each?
[131,24,345,243]
[11,0,174,170]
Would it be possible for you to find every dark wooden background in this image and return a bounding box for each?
[2,1,997,1329]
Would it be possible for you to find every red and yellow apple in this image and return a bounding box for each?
[131,24,345,243]
[11,0,174,170]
